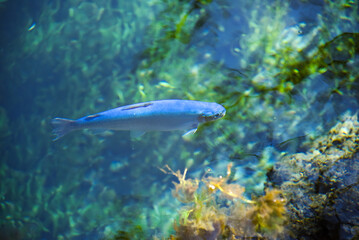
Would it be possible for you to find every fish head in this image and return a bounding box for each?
[198,102,226,123]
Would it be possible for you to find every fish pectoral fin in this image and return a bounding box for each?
[182,128,198,141]
[182,128,198,136]
[131,130,146,139]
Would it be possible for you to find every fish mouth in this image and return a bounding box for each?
[217,107,226,118]
[212,109,226,120]
[197,104,226,122]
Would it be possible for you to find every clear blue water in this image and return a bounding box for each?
[0,0,358,239]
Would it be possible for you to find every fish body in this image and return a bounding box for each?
[52,99,226,140]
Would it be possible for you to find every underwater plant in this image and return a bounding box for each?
[1,0,359,239]
[249,189,287,237]
[162,164,287,239]
[160,165,199,203]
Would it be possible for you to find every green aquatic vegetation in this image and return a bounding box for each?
[320,0,358,39]
[2,1,177,237]
[163,164,287,239]
[0,156,132,239]
[174,194,227,239]
[130,1,225,106]
[227,188,287,239]
[249,189,287,237]
[160,165,199,203]
[141,0,210,66]
[275,32,359,95]
[216,0,358,125]
[7,0,158,121]
[18,0,154,61]
[2,0,359,239]
[235,0,358,95]
[198,2,359,200]
[165,166,233,239]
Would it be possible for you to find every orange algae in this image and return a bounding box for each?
[159,165,199,203]
[202,163,247,201]
[249,189,287,237]
[162,164,287,239]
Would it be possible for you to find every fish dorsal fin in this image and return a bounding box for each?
[122,102,153,111]
[84,114,101,121]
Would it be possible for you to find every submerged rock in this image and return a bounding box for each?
[268,112,359,240]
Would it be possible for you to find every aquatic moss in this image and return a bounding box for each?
[160,165,199,203]
[249,189,287,237]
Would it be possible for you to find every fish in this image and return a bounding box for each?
[28,22,36,31]
[51,99,226,140]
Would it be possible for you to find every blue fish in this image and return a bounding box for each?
[52,99,226,140]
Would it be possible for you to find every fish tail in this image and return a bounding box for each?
[51,118,76,141]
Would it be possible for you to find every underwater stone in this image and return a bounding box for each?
[268,112,359,240]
